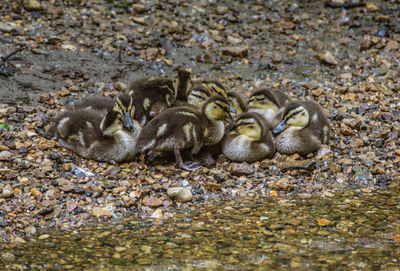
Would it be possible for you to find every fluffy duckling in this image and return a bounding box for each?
[227,91,247,115]
[248,88,290,125]
[128,69,192,126]
[222,112,275,162]
[272,100,330,156]
[45,94,141,163]
[136,96,233,171]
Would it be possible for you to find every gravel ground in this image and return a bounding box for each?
[0,0,399,246]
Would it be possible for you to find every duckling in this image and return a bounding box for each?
[248,88,290,125]
[227,91,247,114]
[45,94,141,163]
[136,96,233,171]
[193,80,228,99]
[272,100,330,156]
[222,112,275,162]
[128,69,192,126]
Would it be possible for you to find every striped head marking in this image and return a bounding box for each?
[187,85,212,107]
[203,82,227,98]
[235,115,262,141]
[204,96,231,121]
[113,94,135,129]
[248,89,280,111]
[273,104,309,134]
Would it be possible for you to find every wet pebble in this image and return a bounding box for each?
[142,197,163,208]
[0,151,12,161]
[230,163,254,176]
[268,178,295,192]
[318,50,338,65]
[221,45,248,58]
[92,207,113,218]
[167,187,193,202]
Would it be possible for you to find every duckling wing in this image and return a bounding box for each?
[136,107,205,153]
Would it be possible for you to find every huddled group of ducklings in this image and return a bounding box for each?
[44,70,330,171]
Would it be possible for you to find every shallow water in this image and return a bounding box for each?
[3,188,399,270]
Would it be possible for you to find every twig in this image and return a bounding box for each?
[1,46,28,61]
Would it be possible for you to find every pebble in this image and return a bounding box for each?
[24,0,42,11]
[38,138,57,150]
[132,16,146,25]
[366,2,378,12]
[132,4,146,13]
[318,50,338,65]
[141,197,163,208]
[1,184,13,198]
[268,178,295,192]
[38,234,50,240]
[221,45,249,58]
[0,22,15,33]
[24,226,37,235]
[316,219,333,226]
[31,188,43,200]
[0,218,8,227]
[0,151,12,161]
[92,207,113,218]
[1,252,16,262]
[167,187,193,202]
[230,163,254,176]
[150,208,163,219]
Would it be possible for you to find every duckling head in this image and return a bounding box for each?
[227,91,246,114]
[113,94,135,130]
[187,84,212,107]
[100,111,124,136]
[234,113,263,141]
[273,103,309,134]
[248,89,280,111]
[203,96,235,124]
[203,82,228,99]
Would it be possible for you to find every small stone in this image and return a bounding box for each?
[167,187,193,202]
[204,183,222,191]
[150,208,163,219]
[230,162,255,176]
[24,226,36,234]
[132,4,146,13]
[366,2,378,12]
[38,234,50,240]
[0,218,8,227]
[142,197,163,208]
[115,246,126,252]
[132,16,146,25]
[340,125,354,136]
[62,163,72,171]
[386,40,399,50]
[1,252,16,262]
[0,151,12,161]
[92,207,113,218]
[216,6,229,15]
[38,138,57,150]
[14,237,26,244]
[318,50,338,65]
[141,245,152,254]
[1,184,13,198]
[31,188,43,200]
[316,219,333,226]
[0,22,15,33]
[24,0,42,11]
[268,178,294,192]
[221,45,249,58]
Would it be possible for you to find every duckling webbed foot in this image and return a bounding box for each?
[173,145,202,171]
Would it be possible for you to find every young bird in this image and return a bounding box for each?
[45,94,141,163]
[248,88,290,125]
[136,96,234,171]
[272,100,330,156]
[128,69,191,126]
[222,112,275,162]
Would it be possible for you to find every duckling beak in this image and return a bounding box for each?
[272,119,288,134]
[123,111,134,129]
[229,102,236,114]
[226,115,237,127]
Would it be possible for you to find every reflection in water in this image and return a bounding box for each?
[3,189,400,270]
